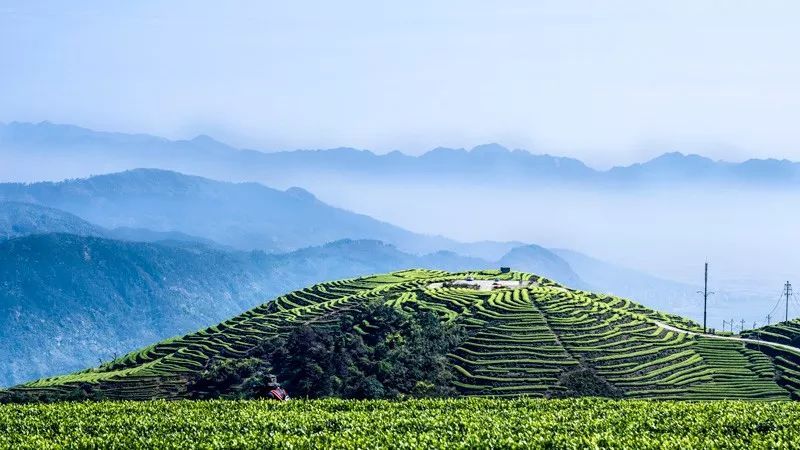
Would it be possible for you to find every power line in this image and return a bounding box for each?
[765,288,785,325]
[759,285,792,328]
[791,292,800,319]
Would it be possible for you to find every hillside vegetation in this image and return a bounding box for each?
[5,269,800,401]
[0,233,281,388]
[741,320,800,394]
[3,398,800,449]
[743,319,800,347]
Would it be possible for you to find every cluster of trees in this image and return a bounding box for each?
[190,301,467,399]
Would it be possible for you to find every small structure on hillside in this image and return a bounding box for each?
[500,267,511,273]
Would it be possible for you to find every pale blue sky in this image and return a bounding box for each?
[1,1,798,166]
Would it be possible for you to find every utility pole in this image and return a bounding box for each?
[766,314,772,326]
[753,321,757,329]
[740,319,746,333]
[704,263,709,333]
[785,281,792,322]
[722,320,727,332]
[697,262,714,333]
[730,318,733,333]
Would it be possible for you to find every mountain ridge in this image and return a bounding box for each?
[0,169,533,260]
[0,168,448,254]
[4,121,800,187]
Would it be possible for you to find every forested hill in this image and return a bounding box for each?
[0,235,485,387]
[0,201,102,240]
[7,269,800,402]
[0,233,276,387]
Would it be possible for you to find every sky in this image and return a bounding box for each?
[1,0,799,167]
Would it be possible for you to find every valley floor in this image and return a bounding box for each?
[1,398,799,449]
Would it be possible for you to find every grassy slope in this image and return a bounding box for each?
[6,269,800,400]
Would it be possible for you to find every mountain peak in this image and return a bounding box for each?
[471,143,510,154]
[421,147,468,158]
[648,152,712,163]
[113,168,189,179]
[284,186,317,201]
[190,134,223,146]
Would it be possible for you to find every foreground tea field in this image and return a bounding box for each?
[1,398,800,449]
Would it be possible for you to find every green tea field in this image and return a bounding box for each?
[2,398,800,449]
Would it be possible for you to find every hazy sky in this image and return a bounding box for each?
[1,1,799,167]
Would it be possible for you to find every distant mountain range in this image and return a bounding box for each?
[0,169,699,307]
[3,121,800,187]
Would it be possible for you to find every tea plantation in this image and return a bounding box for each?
[2,398,800,449]
[5,269,800,401]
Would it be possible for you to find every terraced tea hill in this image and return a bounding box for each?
[743,319,800,346]
[742,319,800,395]
[5,269,800,400]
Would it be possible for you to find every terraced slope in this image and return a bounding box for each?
[743,320,800,347]
[742,320,800,396]
[5,270,800,400]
